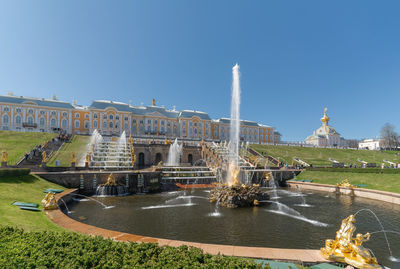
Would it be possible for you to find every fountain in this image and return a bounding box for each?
[95,173,129,196]
[88,130,134,169]
[209,64,269,207]
[166,138,183,166]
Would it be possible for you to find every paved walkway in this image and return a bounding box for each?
[46,189,328,263]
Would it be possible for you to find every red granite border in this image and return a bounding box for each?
[47,189,327,263]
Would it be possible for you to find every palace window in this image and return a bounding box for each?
[194,122,197,127]
[51,118,56,127]
[40,110,45,115]
[124,123,128,130]
[103,114,107,119]
[174,127,177,135]
[15,116,21,125]
[161,121,164,125]
[62,119,68,128]
[154,126,158,133]
[124,117,128,121]
[16,108,21,113]
[40,118,45,127]
[116,116,119,120]
[3,107,9,112]
[115,123,119,129]
[28,109,33,114]
[154,120,158,124]
[93,121,98,128]
[27,116,34,124]
[84,121,89,129]
[75,113,80,118]
[75,121,80,128]
[161,127,164,133]
[93,113,98,119]
[140,120,143,124]
[103,121,107,128]
[51,111,56,116]
[147,120,151,124]
[85,114,89,119]
[109,122,113,128]
[147,126,151,132]
[63,112,68,117]
[133,119,136,124]
[109,115,113,120]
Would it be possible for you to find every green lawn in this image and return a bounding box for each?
[296,170,400,193]
[0,174,66,232]
[47,135,90,167]
[0,131,57,165]
[250,144,400,166]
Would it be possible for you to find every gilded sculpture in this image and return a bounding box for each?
[337,179,356,188]
[42,151,47,163]
[321,215,380,269]
[41,192,58,210]
[71,152,76,163]
[1,151,8,162]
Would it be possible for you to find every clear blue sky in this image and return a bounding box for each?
[1,0,400,141]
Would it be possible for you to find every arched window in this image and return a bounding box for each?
[75,121,80,128]
[84,121,89,129]
[93,121,98,128]
[2,115,9,124]
[109,122,113,128]
[109,115,113,120]
[50,118,56,127]
[75,113,80,118]
[62,119,67,128]
[93,113,98,119]
[15,116,21,125]
[103,121,107,128]
[28,109,33,115]
[40,118,45,127]
[27,116,34,124]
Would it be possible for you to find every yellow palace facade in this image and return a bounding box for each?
[0,94,281,144]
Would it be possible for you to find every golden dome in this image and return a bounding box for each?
[321,107,330,124]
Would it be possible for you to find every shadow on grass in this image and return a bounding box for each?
[0,174,39,184]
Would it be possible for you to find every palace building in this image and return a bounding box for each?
[0,93,281,144]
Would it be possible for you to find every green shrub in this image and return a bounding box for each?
[305,167,400,174]
[0,227,264,268]
[0,168,30,178]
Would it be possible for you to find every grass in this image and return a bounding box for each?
[0,174,66,232]
[0,131,57,165]
[296,170,400,193]
[47,135,90,167]
[250,144,400,166]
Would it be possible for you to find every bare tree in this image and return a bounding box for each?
[380,123,399,150]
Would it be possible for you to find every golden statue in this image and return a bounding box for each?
[105,173,117,185]
[42,151,47,163]
[321,215,380,269]
[1,151,8,162]
[71,152,76,163]
[41,192,58,210]
[128,134,133,145]
[337,179,356,188]
[157,161,163,167]
[152,98,156,106]
[230,164,241,186]
[132,154,136,166]
[85,153,91,163]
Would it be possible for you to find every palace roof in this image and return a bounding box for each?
[0,95,74,109]
[179,110,211,120]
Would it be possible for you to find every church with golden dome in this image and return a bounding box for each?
[305,108,346,147]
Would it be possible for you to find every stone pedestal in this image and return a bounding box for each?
[1,161,6,167]
[70,162,76,170]
[85,162,89,169]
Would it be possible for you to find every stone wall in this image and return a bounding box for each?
[35,171,161,195]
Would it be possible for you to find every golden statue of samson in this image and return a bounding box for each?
[321,215,380,269]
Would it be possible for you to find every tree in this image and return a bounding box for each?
[380,123,399,150]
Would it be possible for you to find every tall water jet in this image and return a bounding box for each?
[227,63,241,186]
[166,139,182,166]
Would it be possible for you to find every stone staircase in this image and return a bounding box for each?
[17,138,65,168]
[161,166,216,184]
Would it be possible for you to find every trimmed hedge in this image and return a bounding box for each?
[305,167,400,174]
[0,227,264,268]
[0,168,30,178]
